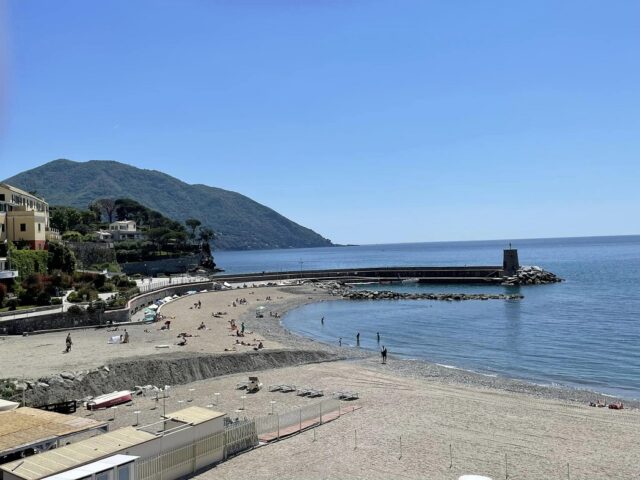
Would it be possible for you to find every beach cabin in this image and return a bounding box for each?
[0,407,108,467]
[1,427,156,480]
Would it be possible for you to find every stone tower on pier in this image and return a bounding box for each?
[503,246,519,275]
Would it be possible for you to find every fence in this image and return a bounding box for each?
[255,398,343,441]
[137,275,211,294]
[137,421,257,480]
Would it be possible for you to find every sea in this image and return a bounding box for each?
[214,236,640,400]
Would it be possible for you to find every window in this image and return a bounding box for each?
[96,470,113,480]
[117,463,132,480]
[0,194,4,200]
[38,223,41,232]
[20,223,26,232]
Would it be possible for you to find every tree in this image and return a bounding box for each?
[47,241,77,274]
[96,198,116,223]
[198,227,216,245]
[185,219,201,240]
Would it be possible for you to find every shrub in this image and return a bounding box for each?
[51,297,62,305]
[6,298,19,311]
[36,292,51,306]
[0,283,6,305]
[67,305,84,315]
[66,291,80,303]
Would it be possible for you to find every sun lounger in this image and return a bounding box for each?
[268,385,282,392]
[235,382,249,390]
[334,391,359,401]
[307,389,324,398]
[296,387,311,396]
[279,384,296,393]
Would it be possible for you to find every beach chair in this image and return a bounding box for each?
[307,389,324,398]
[279,385,296,393]
[235,382,249,390]
[334,391,359,401]
[268,385,282,392]
[296,387,311,397]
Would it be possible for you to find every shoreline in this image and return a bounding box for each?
[244,284,640,408]
[1,282,636,408]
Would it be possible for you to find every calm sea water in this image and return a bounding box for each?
[215,236,640,399]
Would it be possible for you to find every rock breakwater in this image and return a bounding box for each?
[342,290,524,301]
[501,266,563,286]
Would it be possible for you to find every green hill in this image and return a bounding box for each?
[4,159,333,250]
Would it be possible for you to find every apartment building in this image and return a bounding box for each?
[0,183,52,250]
[109,220,143,241]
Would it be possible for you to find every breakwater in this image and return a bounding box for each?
[341,290,523,301]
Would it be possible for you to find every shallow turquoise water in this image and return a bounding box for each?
[216,236,640,399]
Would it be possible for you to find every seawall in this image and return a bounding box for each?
[23,349,341,405]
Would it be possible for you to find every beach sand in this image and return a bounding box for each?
[3,284,639,479]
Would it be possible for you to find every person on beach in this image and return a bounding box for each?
[339,337,342,346]
[321,316,324,325]
[241,322,245,334]
[377,332,380,343]
[123,329,129,343]
[381,346,387,364]
[356,332,360,346]
[65,333,72,353]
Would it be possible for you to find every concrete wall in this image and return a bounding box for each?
[0,309,128,335]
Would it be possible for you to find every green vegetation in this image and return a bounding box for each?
[8,244,48,279]
[4,159,333,250]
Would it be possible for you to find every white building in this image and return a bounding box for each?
[108,221,143,242]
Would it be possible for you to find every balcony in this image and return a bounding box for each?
[0,270,19,279]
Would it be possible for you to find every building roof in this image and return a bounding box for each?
[0,407,107,458]
[164,406,225,425]
[42,455,139,480]
[0,183,47,203]
[1,427,156,480]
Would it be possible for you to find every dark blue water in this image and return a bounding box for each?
[215,236,640,399]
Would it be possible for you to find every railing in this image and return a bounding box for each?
[255,399,342,441]
[136,275,211,294]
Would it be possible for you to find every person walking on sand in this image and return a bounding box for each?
[65,333,73,353]
[339,337,342,346]
[381,346,387,364]
[123,329,129,344]
[241,322,245,334]
[356,332,360,347]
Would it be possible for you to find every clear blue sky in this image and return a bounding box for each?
[1,0,639,245]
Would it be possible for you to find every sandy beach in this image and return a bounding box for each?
[3,284,639,479]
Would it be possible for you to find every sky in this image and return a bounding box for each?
[0,0,639,245]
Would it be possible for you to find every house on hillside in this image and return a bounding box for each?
[94,230,113,242]
[0,183,57,250]
[108,221,143,242]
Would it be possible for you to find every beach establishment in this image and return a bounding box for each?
[0,407,227,480]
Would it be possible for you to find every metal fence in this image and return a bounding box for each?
[255,398,343,440]
[136,420,257,480]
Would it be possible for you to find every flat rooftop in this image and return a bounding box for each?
[0,407,107,458]
[1,427,156,480]
[164,406,225,425]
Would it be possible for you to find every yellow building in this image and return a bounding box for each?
[0,183,53,250]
